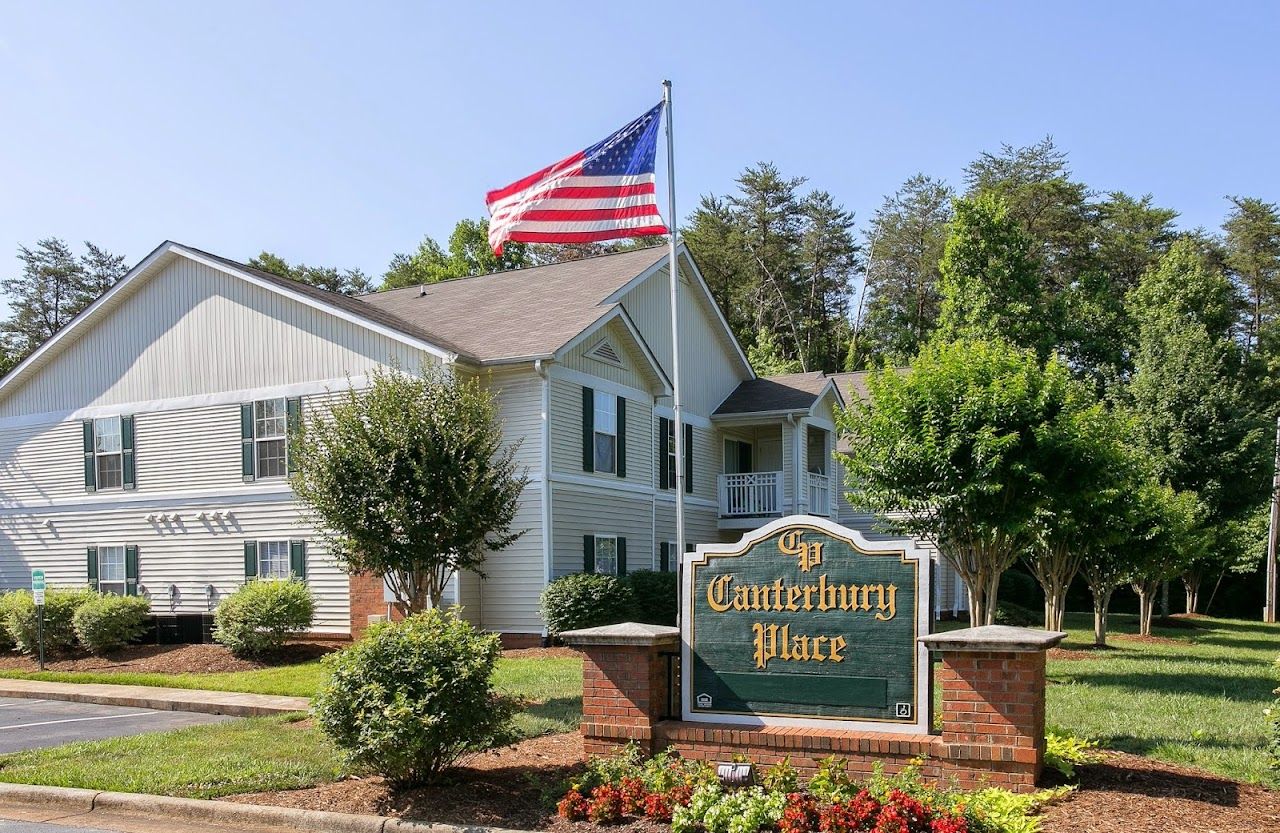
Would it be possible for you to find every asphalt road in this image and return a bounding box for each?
[0,697,233,754]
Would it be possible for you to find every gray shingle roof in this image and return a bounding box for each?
[358,247,669,363]
[714,370,877,417]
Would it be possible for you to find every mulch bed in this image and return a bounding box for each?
[504,646,583,660]
[1049,644,1124,661]
[1040,751,1280,833]
[1110,633,1187,646]
[228,732,586,829]
[228,734,1280,832]
[0,641,334,674]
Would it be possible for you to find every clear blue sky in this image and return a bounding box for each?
[2,1,1278,286]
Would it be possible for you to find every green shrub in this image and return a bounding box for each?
[72,594,151,654]
[995,601,1039,627]
[1044,730,1102,779]
[999,568,1042,609]
[539,573,635,635]
[313,609,515,786]
[0,591,23,652]
[213,579,314,656]
[624,570,677,626]
[3,587,97,655]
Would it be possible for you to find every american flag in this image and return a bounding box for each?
[486,102,669,254]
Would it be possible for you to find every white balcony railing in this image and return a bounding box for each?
[807,472,832,517]
[718,471,784,517]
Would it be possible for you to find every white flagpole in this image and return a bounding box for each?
[663,80,686,613]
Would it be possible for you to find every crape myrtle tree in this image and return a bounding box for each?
[836,338,1084,627]
[1126,486,1205,636]
[290,366,527,613]
[1024,394,1136,632]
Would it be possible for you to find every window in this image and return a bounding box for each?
[94,416,123,490]
[254,398,289,479]
[594,536,618,575]
[98,546,126,596]
[658,540,679,572]
[593,390,617,474]
[258,540,291,579]
[807,427,828,475]
[664,419,676,488]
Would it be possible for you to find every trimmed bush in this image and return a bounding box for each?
[0,591,23,652]
[313,609,515,786]
[213,579,314,656]
[995,601,1039,627]
[539,573,635,636]
[72,594,151,655]
[624,570,678,627]
[3,587,97,655]
[998,568,1042,609]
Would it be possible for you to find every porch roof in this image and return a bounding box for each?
[714,371,852,417]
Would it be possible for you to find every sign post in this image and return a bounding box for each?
[31,569,45,671]
[681,516,932,734]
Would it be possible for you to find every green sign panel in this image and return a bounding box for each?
[681,517,931,733]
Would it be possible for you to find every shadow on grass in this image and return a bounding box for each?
[520,696,582,727]
[1052,670,1277,701]
[1184,635,1280,652]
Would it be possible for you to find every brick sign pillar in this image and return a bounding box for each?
[918,626,1065,790]
[560,622,679,757]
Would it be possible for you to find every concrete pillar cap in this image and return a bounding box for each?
[918,625,1066,653]
[559,622,680,647]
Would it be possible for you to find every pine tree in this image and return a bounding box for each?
[1223,196,1280,355]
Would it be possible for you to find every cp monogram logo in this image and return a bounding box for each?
[778,529,824,572]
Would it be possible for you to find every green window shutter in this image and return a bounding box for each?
[583,534,595,573]
[289,540,307,579]
[121,415,136,490]
[86,546,99,591]
[581,387,594,472]
[286,398,302,474]
[617,537,627,576]
[82,420,96,492]
[241,403,256,481]
[124,545,139,596]
[658,417,670,490]
[616,396,626,478]
[684,422,694,494]
[661,541,672,572]
[243,541,258,579]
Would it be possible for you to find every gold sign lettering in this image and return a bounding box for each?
[707,574,896,620]
[751,623,847,669]
[779,530,824,572]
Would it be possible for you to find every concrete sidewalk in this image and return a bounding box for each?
[0,679,309,717]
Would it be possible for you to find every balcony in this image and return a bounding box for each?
[718,471,784,520]
[807,471,832,518]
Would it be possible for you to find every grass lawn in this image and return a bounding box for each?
[1039,611,1278,785]
[0,655,584,797]
[0,714,342,798]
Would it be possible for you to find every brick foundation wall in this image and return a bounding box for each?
[563,624,1055,793]
[347,572,394,640]
[500,632,546,649]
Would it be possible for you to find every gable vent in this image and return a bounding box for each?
[587,339,624,367]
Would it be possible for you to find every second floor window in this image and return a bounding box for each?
[593,390,617,473]
[94,417,123,489]
[255,398,288,478]
[582,386,624,476]
[83,414,135,492]
[242,398,300,481]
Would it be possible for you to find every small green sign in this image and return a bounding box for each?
[30,569,45,592]
[682,517,931,733]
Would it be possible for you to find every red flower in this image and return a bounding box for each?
[557,789,590,821]
[643,791,673,822]
[619,777,648,815]
[588,784,624,824]
[929,816,968,833]
[780,793,820,833]
[666,784,694,808]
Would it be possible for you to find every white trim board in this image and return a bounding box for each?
[0,483,298,516]
[0,375,374,431]
[546,366,656,404]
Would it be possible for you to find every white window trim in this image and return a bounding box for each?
[257,539,292,580]
[659,540,678,572]
[593,534,619,576]
[97,544,127,596]
[94,415,124,491]
[253,398,289,480]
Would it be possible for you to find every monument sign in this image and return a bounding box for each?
[681,515,932,733]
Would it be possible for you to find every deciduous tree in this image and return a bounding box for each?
[249,252,373,295]
[290,366,527,613]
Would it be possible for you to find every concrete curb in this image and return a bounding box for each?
[0,678,310,717]
[0,782,543,833]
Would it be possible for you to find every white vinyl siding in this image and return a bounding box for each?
[551,485,652,579]
[0,256,435,418]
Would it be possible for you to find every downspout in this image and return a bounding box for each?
[535,359,553,642]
